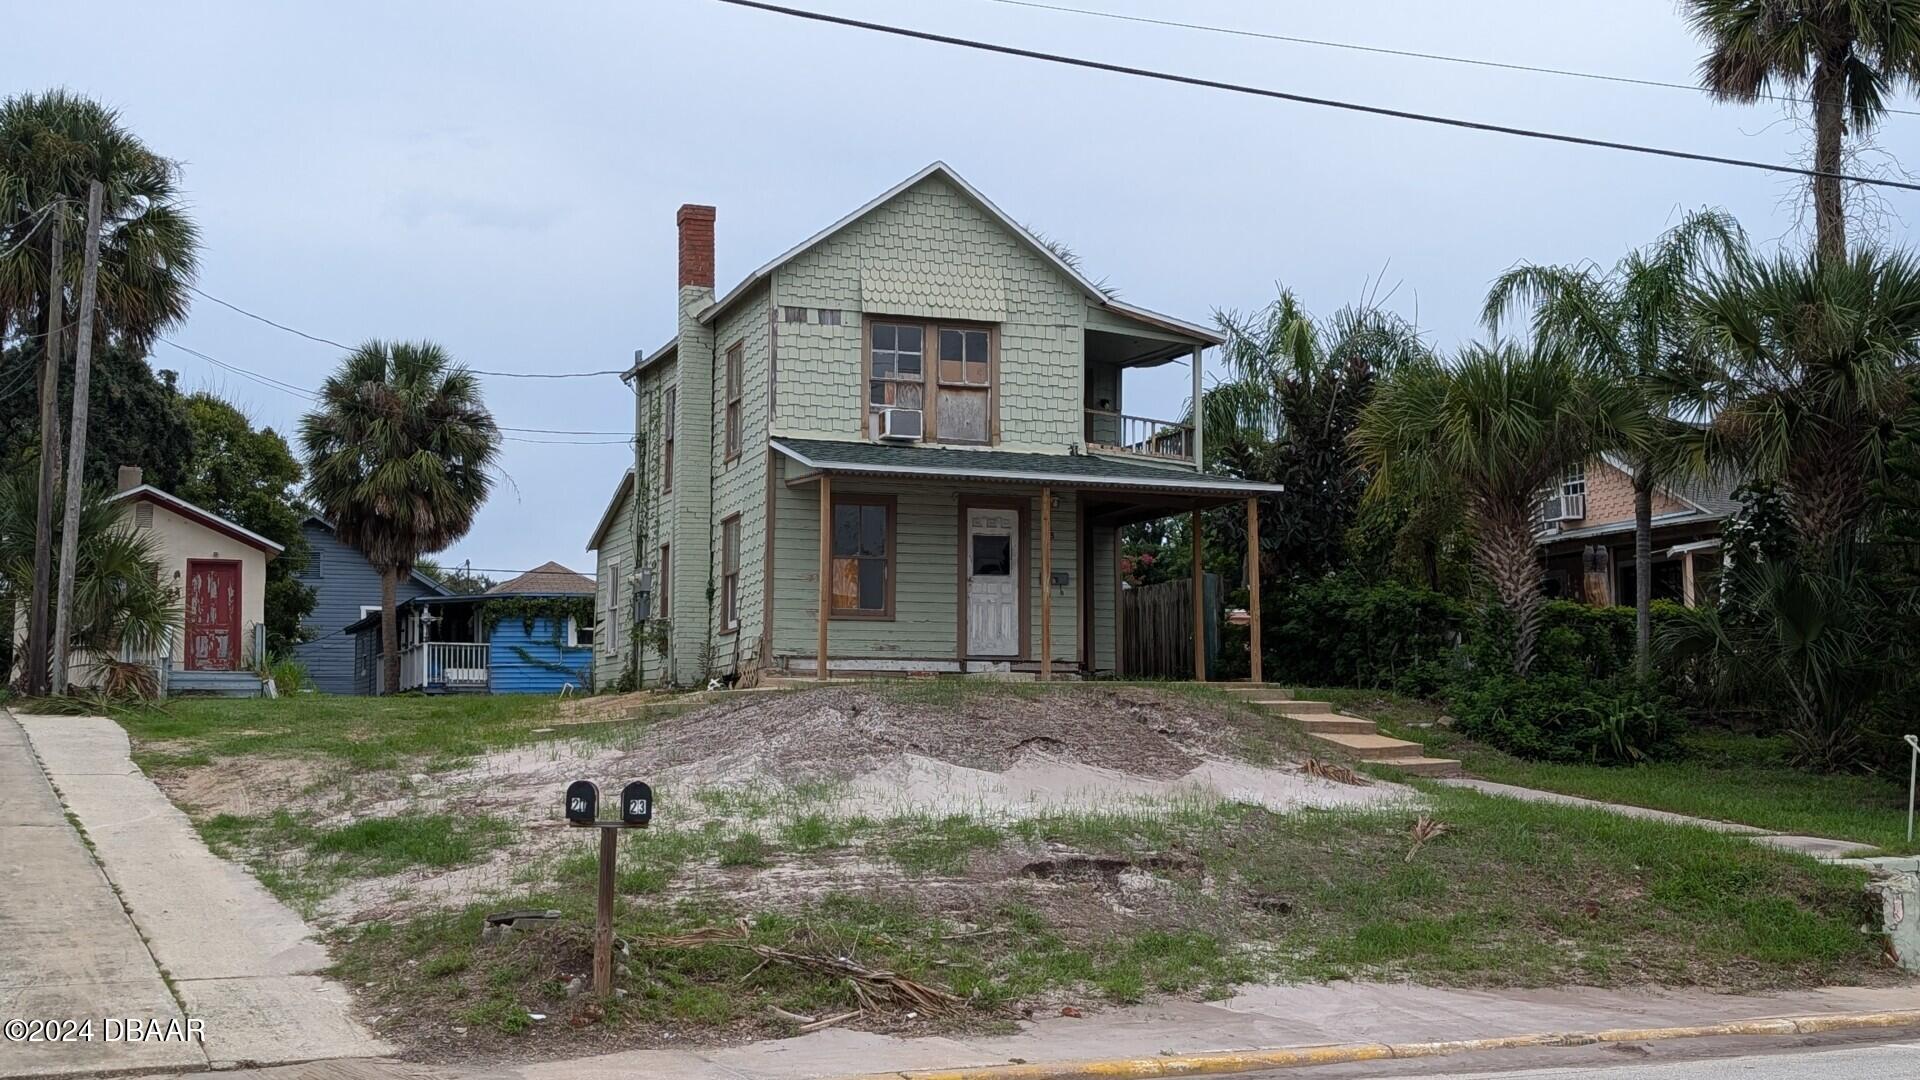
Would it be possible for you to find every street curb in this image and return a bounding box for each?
[843,1009,1920,1080]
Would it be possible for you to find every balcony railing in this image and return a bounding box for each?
[1084,409,1194,462]
[397,642,490,692]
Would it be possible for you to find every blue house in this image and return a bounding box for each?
[345,561,596,695]
[293,516,450,694]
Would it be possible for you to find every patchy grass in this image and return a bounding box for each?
[333,779,1891,1057]
[1315,688,1920,855]
[200,809,517,910]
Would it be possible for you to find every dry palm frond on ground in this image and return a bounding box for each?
[635,922,964,1015]
[1406,815,1450,862]
[1302,757,1370,786]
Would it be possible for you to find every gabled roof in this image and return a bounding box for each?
[302,515,450,594]
[111,486,284,559]
[486,560,595,596]
[1598,453,1742,517]
[698,162,1224,346]
[772,438,1282,498]
[585,469,635,552]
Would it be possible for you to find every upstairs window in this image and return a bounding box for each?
[868,322,924,429]
[724,343,743,461]
[867,320,994,444]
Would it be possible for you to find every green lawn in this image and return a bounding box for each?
[115,693,591,772]
[1314,688,1920,856]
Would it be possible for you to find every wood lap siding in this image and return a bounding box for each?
[769,475,1080,663]
[293,519,442,695]
[488,616,592,694]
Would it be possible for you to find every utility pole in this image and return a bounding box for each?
[26,215,65,698]
[53,182,104,695]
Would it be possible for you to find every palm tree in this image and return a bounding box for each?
[0,472,179,694]
[0,90,200,353]
[1203,289,1430,579]
[1681,0,1920,262]
[1483,210,1746,676]
[1354,342,1650,674]
[300,341,500,693]
[1684,246,1920,555]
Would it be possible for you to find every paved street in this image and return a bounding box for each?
[1269,1038,1920,1079]
[3,710,387,1075]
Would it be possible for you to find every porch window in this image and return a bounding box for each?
[720,516,741,632]
[830,494,893,618]
[723,343,743,461]
[866,320,994,444]
[662,386,676,494]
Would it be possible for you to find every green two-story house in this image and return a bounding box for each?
[588,162,1281,687]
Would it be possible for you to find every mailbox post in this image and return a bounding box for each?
[564,778,652,998]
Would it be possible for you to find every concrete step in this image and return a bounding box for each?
[1219,685,1299,699]
[1290,715,1379,735]
[1308,730,1425,760]
[1363,755,1465,778]
[1250,698,1333,714]
[169,670,265,698]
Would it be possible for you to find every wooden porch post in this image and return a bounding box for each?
[1246,498,1263,685]
[1039,487,1053,681]
[816,474,832,681]
[1191,508,1206,682]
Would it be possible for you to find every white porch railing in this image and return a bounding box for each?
[1084,409,1194,462]
[396,642,490,692]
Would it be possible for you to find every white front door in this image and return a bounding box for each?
[966,508,1019,656]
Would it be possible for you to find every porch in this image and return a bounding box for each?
[766,439,1283,682]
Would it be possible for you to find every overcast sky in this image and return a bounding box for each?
[7,0,1907,577]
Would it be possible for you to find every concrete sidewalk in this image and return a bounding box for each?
[437,982,1918,1080]
[10,710,389,1071]
[1,712,206,1078]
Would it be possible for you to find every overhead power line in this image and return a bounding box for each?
[186,284,629,378]
[982,0,1920,119]
[710,0,1920,195]
[157,338,634,444]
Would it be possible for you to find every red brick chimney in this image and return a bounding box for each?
[677,204,716,290]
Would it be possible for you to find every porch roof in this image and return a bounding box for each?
[771,438,1283,499]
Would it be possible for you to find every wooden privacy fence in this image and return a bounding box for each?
[1118,573,1220,680]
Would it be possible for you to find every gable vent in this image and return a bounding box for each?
[133,502,154,528]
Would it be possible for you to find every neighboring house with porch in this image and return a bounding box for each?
[53,466,283,696]
[344,560,595,694]
[598,162,1282,686]
[1535,454,1739,607]
[291,516,450,694]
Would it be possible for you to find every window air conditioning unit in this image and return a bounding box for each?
[878,407,922,442]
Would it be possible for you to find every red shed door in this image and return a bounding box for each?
[185,560,242,671]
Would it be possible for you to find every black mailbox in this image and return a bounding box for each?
[621,780,654,826]
[565,780,600,824]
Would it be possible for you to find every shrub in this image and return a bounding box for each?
[1451,673,1682,764]
[1261,575,1466,689]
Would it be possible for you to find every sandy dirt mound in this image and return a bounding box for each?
[639,684,1234,782]
[315,685,1414,921]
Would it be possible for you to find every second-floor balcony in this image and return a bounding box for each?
[1084,408,1194,463]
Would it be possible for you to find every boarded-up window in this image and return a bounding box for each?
[720,517,740,632]
[724,344,743,460]
[830,495,893,617]
[867,321,993,444]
